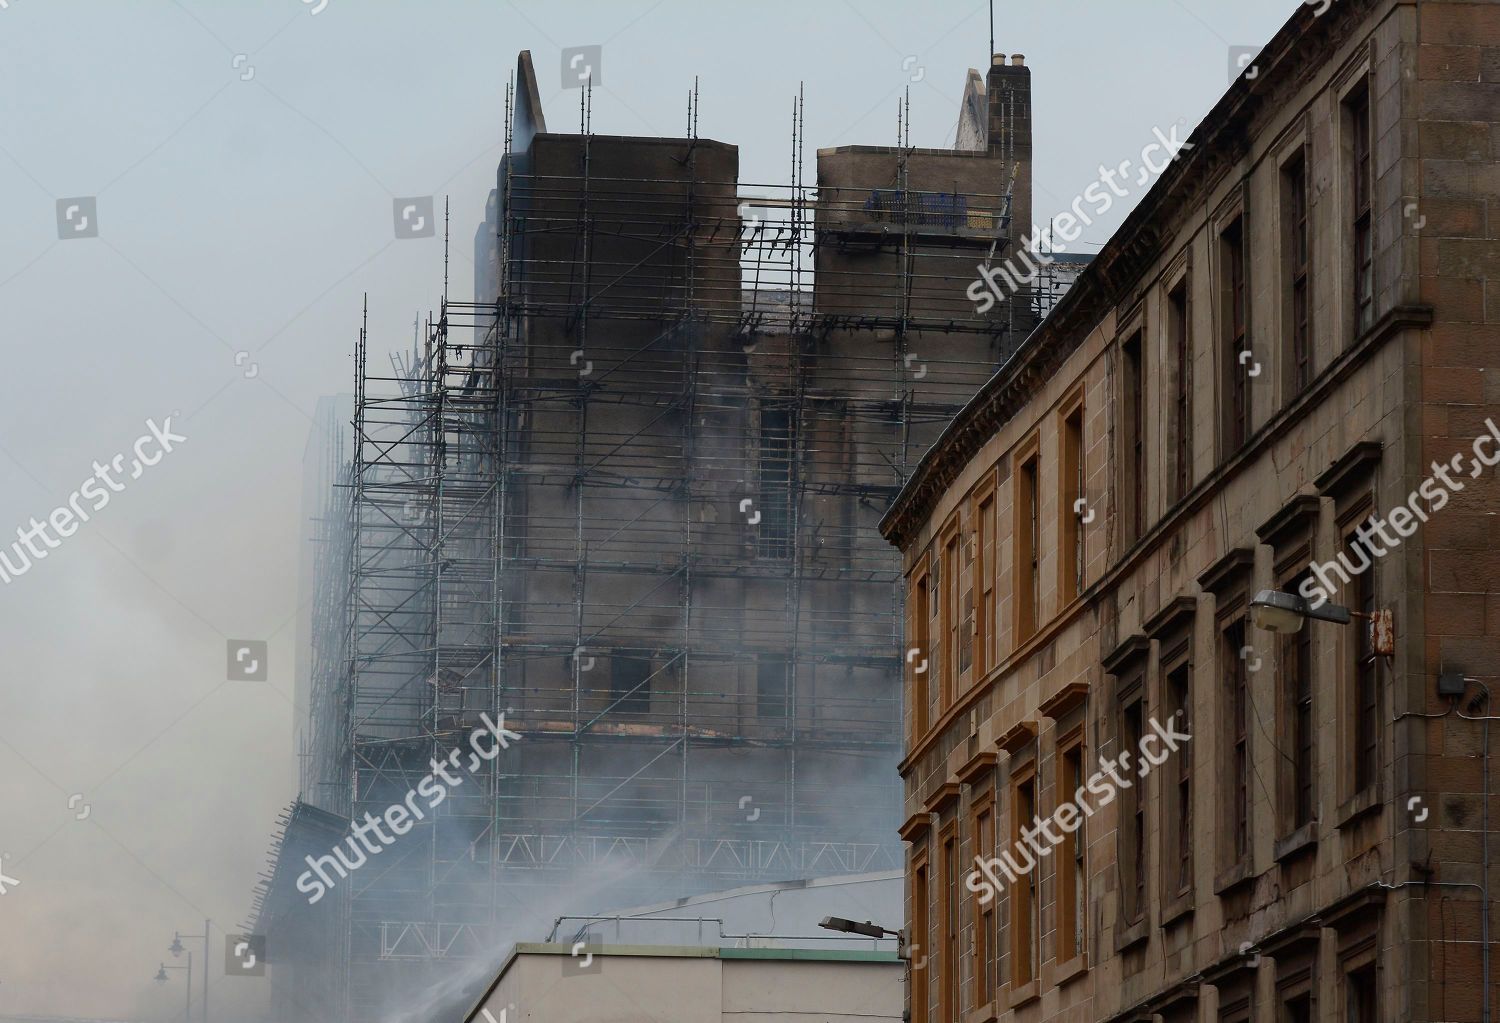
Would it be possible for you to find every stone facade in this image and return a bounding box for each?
[879,1,1500,1020]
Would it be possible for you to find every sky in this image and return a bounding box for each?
[0,1,1293,1017]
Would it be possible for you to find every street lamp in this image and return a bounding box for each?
[154,954,191,1022]
[1249,589,1349,631]
[819,916,897,941]
[1249,589,1393,654]
[819,916,908,957]
[169,920,211,1023]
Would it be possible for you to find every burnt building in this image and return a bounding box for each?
[257,48,1079,1022]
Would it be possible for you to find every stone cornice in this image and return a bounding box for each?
[1144,595,1199,640]
[1102,634,1150,677]
[1198,547,1256,596]
[1315,440,1384,499]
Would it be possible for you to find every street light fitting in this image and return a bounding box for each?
[1249,589,1351,633]
[818,916,894,940]
[1249,588,1394,656]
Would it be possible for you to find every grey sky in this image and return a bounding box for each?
[0,1,1290,1016]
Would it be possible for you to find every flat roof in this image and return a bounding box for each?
[818,144,997,159]
[511,942,899,963]
[532,132,735,150]
[461,941,901,1020]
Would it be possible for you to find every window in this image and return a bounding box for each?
[1221,217,1251,451]
[1346,965,1376,1023]
[973,801,997,1005]
[1351,536,1380,792]
[1272,931,1319,1023]
[941,826,959,1019]
[611,656,651,714]
[1169,280,1191,500]
[1283,572,1316,829]
[1105,638,1151,945]
[931,561,941,697]
[757,407,794,557]
[1016,451,1040,642]
[1060,404,1085,602]
[1284,152,1312,393]
[1202,550,1255,877]
[943,529,961,706]
[1349,85,1374,334]
[978,492,997,674]
[960,531,975,678]
[756,655,788,719]
[1283,992,1313,1023]
[1120,692,1146,924]
[1220,982,1256,1023]
[912,855,930,1023]
[1121,331,1145,542]
[911,570,931,737]
[1056,736,1087,962]
[1224,618,1251,863]
[1012,772,1040,985]
[1167,662,1192,894]
[1259,501,1321,837]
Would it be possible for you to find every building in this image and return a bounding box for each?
[459,872,905,1023]
[461,944,901,1023]
[258,48,1088,1023]
[879,0,1500,1020]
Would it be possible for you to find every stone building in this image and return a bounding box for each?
[879,0,1500,1020]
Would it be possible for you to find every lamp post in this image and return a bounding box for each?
[169,919,211,1023]
[154,953,191,1022]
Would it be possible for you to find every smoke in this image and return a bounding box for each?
[344,828,694,1023]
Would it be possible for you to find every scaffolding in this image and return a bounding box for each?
[290,77,1056,1021]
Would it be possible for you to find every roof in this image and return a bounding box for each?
[461,942,900,1022]
[509,942,899,963]
[877,0,1372,547]
[817,144,999,159]
[532,132,735,150]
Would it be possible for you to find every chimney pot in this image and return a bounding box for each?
[1010,54,1025,67]
[991,53,1005,66]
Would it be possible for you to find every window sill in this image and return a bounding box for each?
[964,1000,998,1023]
[1161,891,1195,929]
[1045,953,1089,989]
[1005,979,1040,1010]
[1214,860,1253,897]
[1274,820,1319,864]
[1337,784,1384,830]
[1114,915,1149,954]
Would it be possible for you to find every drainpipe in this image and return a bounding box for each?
[1456,679,1492,1023]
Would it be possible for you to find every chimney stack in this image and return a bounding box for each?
[987,53,1033,256]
